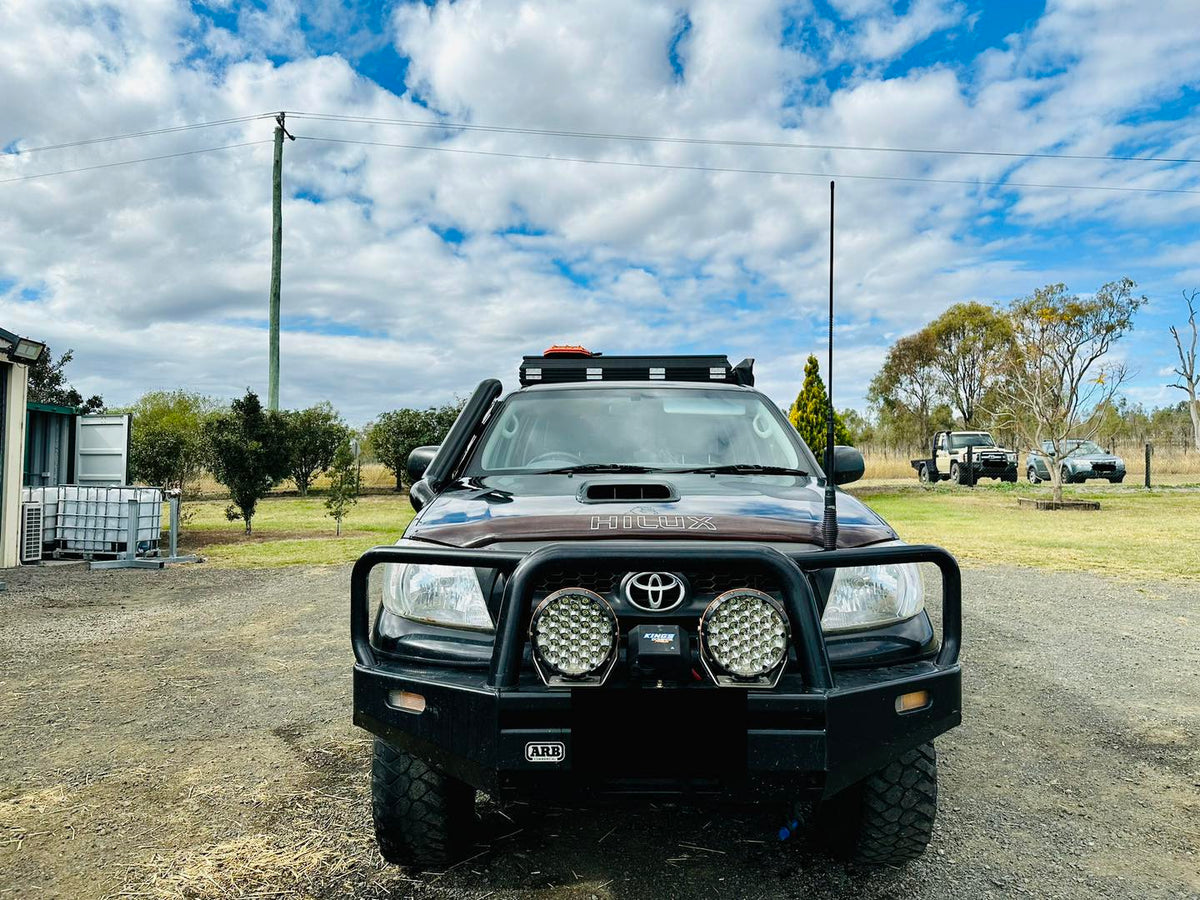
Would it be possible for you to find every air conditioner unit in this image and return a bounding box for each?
[20,503,44,564]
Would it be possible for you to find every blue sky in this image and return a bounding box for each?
[0,0,1198,423]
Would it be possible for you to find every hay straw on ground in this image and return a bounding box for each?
[121,832,355,899]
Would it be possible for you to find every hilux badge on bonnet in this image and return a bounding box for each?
[624,572,687,611]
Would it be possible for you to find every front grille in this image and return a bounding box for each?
[687,571,779,595]
[534,567,619,595]
[1092,462,1115,472]
[533,568,778,597]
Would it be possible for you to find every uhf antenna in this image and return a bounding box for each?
[822,180,839,552]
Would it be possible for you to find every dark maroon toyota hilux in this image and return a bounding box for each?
[350,350,961,868]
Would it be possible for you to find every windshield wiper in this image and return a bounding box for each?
[540,463,662,474]
[667,464,809,476]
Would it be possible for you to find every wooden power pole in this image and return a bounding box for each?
[268,112,294,411]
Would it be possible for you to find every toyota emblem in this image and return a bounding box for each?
[623,572,688,611]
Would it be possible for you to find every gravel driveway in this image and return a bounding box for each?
[0,561,1196,899]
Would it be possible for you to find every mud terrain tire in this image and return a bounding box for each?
[372,739,476,868]
[817,742,938,866]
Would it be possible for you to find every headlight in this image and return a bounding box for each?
[382,563,493,631]
[823,564,924,632]
[699,589,790,687]
[529,588,618,686]
[1007,452,1017,462]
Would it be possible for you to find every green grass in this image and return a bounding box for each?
[178,494,414,568]
[178,483,1200,580]
[852,482,1200,580]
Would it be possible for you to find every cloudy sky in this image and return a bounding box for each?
[1,0,1198,424]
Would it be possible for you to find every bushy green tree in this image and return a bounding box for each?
[925,302,1013,427]
[125,390,216,494]
[788,355,850,454]
[28,346,103,412]
[282,402,349,496]
[325,439,361,535]
[204,390,290,534]
[867,330,939,449]
[368,401,464,491]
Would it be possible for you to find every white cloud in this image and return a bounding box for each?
[850,0,966,63]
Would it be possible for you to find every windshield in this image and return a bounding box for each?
[470,388,808,474]
[949,433,995,450]
[1062,440,1105,456]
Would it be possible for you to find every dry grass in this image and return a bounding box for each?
[191,463,399,498]
[123,832,363,899]
[111,769,419,900]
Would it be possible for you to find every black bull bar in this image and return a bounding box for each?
[351,542,961,797]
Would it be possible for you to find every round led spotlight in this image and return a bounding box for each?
[530,588,618,685]
[700,588,790,684]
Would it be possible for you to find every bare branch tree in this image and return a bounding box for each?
[1168,289,1200,451]
[995,279,1147,502]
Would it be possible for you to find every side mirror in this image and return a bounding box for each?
[409,479,435,512]
[407,445,440,484]
[832,445,865,485]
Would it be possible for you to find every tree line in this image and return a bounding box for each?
[28,351,467,535]
[859,278,1200,500]
[113,388,464,534]
[29,276,1198,511]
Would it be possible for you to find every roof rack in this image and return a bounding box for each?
[519,353,755,387]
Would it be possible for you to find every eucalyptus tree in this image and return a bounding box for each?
[997,279,1146,502]
[867,330,940,447]
[925,302,1013,428]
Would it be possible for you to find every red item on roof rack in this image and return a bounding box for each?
[543,345,595,358]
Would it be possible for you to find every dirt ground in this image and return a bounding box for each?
[0,561,1197,900]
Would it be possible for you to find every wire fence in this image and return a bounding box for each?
[858,441,1200,483]
[191,463,402,499]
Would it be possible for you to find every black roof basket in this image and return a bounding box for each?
[519,354,755,387]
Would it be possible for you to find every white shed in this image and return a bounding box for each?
[0,327,48,569]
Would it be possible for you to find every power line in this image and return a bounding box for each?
[0,140,273,185]
[3,112,1194,194]
[4,114,274,155]
[285,110,1200,167]
[293,134,1200,196]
